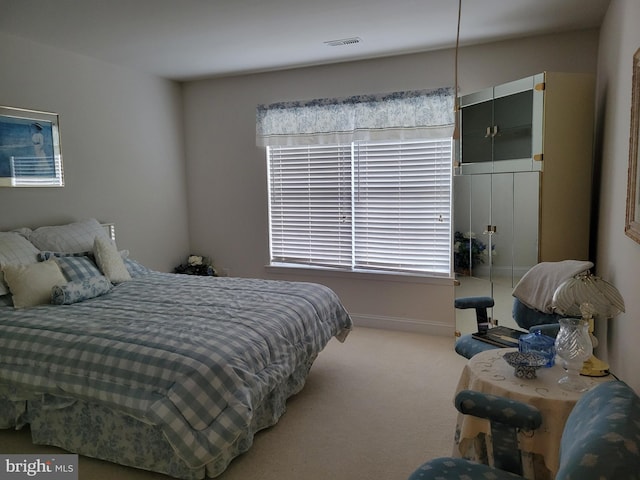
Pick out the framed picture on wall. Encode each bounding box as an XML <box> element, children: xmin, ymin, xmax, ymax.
<box><xmin>626</xmin><ymin>48</ymin><xmax>640</xmax><ymax>243</ymax></box>
<box><xmin>0</xmin><ymin>105</ymin><xmax>64</xmax><ymax>187</ymax></box>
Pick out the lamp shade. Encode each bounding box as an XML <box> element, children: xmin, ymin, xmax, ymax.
<box><xmin>552</xmin><ymin>272</ymin><xmax>625</xmax><ymax>319</ymax></box>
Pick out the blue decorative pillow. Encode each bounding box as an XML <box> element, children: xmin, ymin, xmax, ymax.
<box><xmin>51</xmin><ymin>275</ymin><xmax>112</xmax><ymax>305</ymax></box>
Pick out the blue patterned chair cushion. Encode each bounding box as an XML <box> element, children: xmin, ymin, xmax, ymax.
<box><xmin>455</xmin><ymin>390</ymin><xmax>542</xmax><ymax>431</ymax></box>
<box><xmin>557</xmin><ymin>381</ymin><xmax>640</xmax><ymax>479</ymax></box>
<box><xmin>454</xmin><ymin>296</ymin><xmax>494</xmax><ymax>309</ymax></box>
<box><xmin>51</xmin><ymin>276</ymin><xmax>112</xmax><ymax>305</ymax></box>
<box><xmin>408</xmin><ymin>457</ymin><xmax>523</xmax><ymax>480</ymax></box>
<box><xmin>454</xmin><ymin>333</ymin><xmax>499</xmax><ymax>358</ymax></box>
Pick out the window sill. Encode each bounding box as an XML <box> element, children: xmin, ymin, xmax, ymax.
<box><xmin>264</xmin><ymin>263</ymin><xmax>454</xmax><ymax>286</ymax></box>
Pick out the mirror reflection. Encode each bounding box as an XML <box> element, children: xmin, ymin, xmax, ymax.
<box><xmin>454</xmin><ymin>172</ymin><xmax>539</xmax><ymax>334</ymax></box>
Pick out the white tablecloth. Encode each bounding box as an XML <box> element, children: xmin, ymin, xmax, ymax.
<box><xmin>453</xmin><ymin>348</ymin><xmax>610</xmax><ymax>479</ymax></box>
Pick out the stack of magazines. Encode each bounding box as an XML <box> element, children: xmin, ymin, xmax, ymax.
<box><xmin>472</xmin><ymin>325</ymin><xmax>528</xmax><ymax>348</ymax></box>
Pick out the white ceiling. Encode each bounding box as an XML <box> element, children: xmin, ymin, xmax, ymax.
<box><xmin>0</xmin><ymin>0</ymin><xmax>610</xmax><ymax>81</ymax></box>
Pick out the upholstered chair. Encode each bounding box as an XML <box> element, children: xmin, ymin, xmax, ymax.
<box><xmin>407</xmin><ymin>380</ymin><xmax>640</xmax><ymax>480</ymax></box>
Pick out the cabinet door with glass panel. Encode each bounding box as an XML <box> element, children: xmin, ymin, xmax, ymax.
<box><xmin>457</xmin><ymin>73</ymin><xmax>544</xmax><ymax>175</ymax></box>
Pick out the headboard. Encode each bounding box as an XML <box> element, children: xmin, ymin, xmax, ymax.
<box><xmin>102</xmin><ymin>223</ymin><xmax>116</xmax><ymax>241</ymax></box>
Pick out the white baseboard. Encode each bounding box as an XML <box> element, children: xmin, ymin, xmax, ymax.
<box><xmin>350</xmin><ymin>313</ymin><xmax>454</xmax><ymax>337</ymax></box>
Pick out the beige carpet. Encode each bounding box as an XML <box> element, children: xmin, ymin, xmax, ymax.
<box><xmin>0</xmin><ymin>327</ymin><xmax>468</xmax><ymax>480</ymax></box>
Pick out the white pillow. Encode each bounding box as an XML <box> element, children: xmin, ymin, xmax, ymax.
<box><xmin>29</xmin><ymin>218</ymin><xmax>109</xmax><ymax>253</ymax></box>
<box><xmin>94</xmin><ymin>236</ymin><xmax>131</xmax><ymax>284</ymax></box>
<box><xmin>0</xmin><ymin>232</ymin><xmax>40</xmax><ymax>296</ymax></box>
<box><xmin>2</xmin><ymin>259</ymin><xmax>67</xmax><ymax>308</ymax></box>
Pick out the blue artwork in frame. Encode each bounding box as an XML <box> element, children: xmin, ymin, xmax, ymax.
<box><xmin>0</xmin><ymin>105</ymin><xmax>64</xmax><ymax>187</ymax></box>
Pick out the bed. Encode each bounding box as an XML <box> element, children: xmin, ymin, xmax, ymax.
<box><xmin>0</xmin><ymin>218</ymin><xmax>352</xmax><ymax>479</ymax></box>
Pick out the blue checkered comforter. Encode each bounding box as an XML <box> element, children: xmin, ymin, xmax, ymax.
<box><xmin>0</xmin><ymin>272</ymin><xmax>352</xmax><ymax>469</ymax></box>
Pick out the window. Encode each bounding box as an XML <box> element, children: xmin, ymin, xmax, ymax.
<box><xmin>267</xmin><ymin>138</ymin><xmax>452</xmax><ymax>276</ymax></box>
<box><xmin>258</xmin><ymin>87</ymin><xmax>455</xmax><ymax>276</ymax></box>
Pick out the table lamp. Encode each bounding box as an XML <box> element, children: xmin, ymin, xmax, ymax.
<box><xmin>551</xmin><ymin>271</ymin><xmax>625</xmax><ymax>377</ymax></box>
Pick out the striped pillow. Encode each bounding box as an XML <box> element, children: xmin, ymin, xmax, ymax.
<box><xmin>54</xmin><ymin>256</ymin><xmax>102</xmax><ymax>282</ymax></box>
<box><xmin>28</xmin><ymin>218</ymin><xmax>109</xmax><ymax>253</ymax></box>
<box><xmin>37</xmin><ymin>252</ymin><xmax>102</xmax><ymax>282</ymax></box>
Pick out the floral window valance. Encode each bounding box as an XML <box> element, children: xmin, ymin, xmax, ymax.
<box><xmin>256</xmin><ymin>87</ymin><xmax>455</xmax><ymax>147</ymax></box>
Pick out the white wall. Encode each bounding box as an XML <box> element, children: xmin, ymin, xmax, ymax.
<box><xmin>182</xmin><ymin>29</ymin><xmax>599</xmax><ymax>336</ymax></box>
<box><xmin>593</xmin><ymin>0</ymin><xmax>640</xmax><ymax>392</ymax></box>
<box><xmin>0</xmin><ymin>32</ymin><xmax>190</xmax><ymax>272</ymax></box>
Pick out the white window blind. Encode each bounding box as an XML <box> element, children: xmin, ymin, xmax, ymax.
<box><xmin>267</xmin><ymin>138</ymin><xmax>452</xmax><ymax>276</ymax></box>
<box><xmin>353</xmin><ymin>139</ymin><xmax>452</xmax><ymax>274</ymax></box>
<box><xmin>268</xmin><ymin>144</ymin><xmax>353</xmax><ymax>268</ymax></box>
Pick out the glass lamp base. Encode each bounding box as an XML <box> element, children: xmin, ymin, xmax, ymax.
<box><xmin>555</xmin><ymin>318</ymin><xmax>593</xmax><ymax>393</ymax></box>
<box><xmin>558</xmin><ymin>373</ymin><xmax>590</xmax><ymax>392</ymax></box>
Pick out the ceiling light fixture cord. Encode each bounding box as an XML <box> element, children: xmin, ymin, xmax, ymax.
<box><xmin>453</xmin><ymin>0</ymin><xmax>462</xmax><ymax>141</ymax></box>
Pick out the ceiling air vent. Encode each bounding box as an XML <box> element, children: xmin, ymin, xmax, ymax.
<box><xmin>324</xmin><ymin>37</ymin><xmax>362</xmax><ymax>47</ymax></box>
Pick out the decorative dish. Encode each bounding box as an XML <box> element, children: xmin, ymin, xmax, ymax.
<box><xmin>503</xmin><ymin>351</ymin><xmax>547</xmax><ymax>379</ymax></box>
